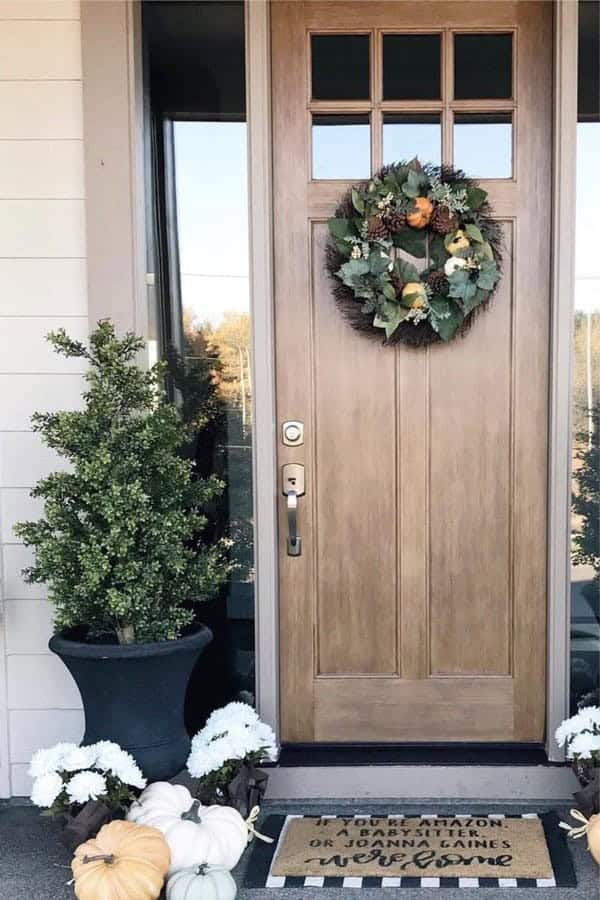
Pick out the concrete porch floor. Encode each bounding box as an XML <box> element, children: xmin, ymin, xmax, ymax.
<box><xmin>0</xmin><ymin>798</ymin><xmax>597</xmax><ymax>900</ymax></box>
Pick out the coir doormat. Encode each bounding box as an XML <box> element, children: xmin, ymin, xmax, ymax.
<box><xmin>244</xmin><ymin>813</ymin><xmax>576</xmax><ymax>889</ymax></box>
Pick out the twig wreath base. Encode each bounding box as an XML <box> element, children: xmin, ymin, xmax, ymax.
<box><xmin>326</xmin><ymin>160</ymin><xmax>503</xmax><ymax>348</ymax></box>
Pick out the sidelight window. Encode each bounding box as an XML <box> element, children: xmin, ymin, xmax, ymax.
<box><xmin>569</xmin><ymin>0</ymin><xmax>600</xmax><ymax>714</ymax></box>
<box><xmin>143</xmin><ymin>1</ymin><xmax>255</xmax><ymax>730</ymax></box>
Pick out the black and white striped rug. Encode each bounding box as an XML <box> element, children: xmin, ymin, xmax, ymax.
<box><xmin>243</xmin><ymin>812</ymin><xmax>576</xmax><ymax>889</ymax></box>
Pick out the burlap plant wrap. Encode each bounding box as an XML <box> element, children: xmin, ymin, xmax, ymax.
<box><xmin>271</xmin><ymin>815</ymin><xmax>555</xmax><ymax>880</ymax></box>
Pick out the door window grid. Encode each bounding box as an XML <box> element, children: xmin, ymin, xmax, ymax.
<box><xmin>308</xmin><ymin>28</ymin><xmax>516</xmax><ymax>180</ymax></box>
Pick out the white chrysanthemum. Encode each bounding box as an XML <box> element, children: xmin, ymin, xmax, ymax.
<box><xmin>187</xmin><ymin>741</ymin><xmax>230</xmax><ymax>779</ymax></box>
<box><xmin>555</xmin><ymin>707</ymin><xmax>600</xmax><ymax>749</ymax></box>
<box><xmin>566</xmin><ymin>732</ymin><xmax>600</xmax><ymax>759</ymax></box>
<box><xmin>187</xmin><ymin>703</ymin><xmax>280</xmax><ymax>778</ymax></box>
<box><xmin>31</xmin><ymin>772</ymin><xmax>64</xmax><ymax>808</ymax></box>
<box><xmin>205</xmin><ymin>702</ymin><xmax>259</xmax><ymax>731</ymax></box>
<box><xmin>577</xmin><ymin>706</ymin><xmax>600</xmax><ymax>731</ymax></box>
<box><xmin>93</xmin><ymin>741</ymin><xmax>123</xmax><ymax>769</ymax></box>
<box><xmin>93</xmin><ymin>741</ymin><xmax>146</xmax><ymax>789</ymax></box>
<box><xmin>61</xmin><ymin>745</ymin><xmax>98</xmax><ymax>772</ymax></box>
<box><xmin>66</xmin><ymin>770</ymin><xmax>107</xmax><ymax>805</ymax></box>
<box><xmin>28</xmin><ymin>742</ymin><xmax>78</xmax><ymax>778</ymax></box>
<box><xmin>254</xmin><ymin>722</ymin><xmax>279</xmax><ymax>761</ymax></box>
<box><xmin>444</xmin><ymin>256</ymin><xmax>467</xmax><ymax>277</ymax></box>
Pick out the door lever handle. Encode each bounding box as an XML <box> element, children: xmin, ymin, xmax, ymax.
<box><xmin>286</xmin><ymin>491</ymin><xmax>301</xmax><ymax>556</ymax></box>
<box><xmin>282</xmin><ymin>463</ymin><xmax>305</xmax><ymax>557</ymax></box>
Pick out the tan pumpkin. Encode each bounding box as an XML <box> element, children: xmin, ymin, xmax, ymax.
<box><xmin>406</xmin><ymin>196</ymin><xmax>433</xmax><ymax>229</ymax></box>
<box><xmin>560</xmin><ymin>809</ymin><xmax>600</xmax><ymax>865</ymax></box>
<box><xmin>72</xmin><ymin>820</ymin><xmax>170</xmax><ymax>900</ymax></box>
<box><xmin>446</xmin><ymin>229</ymin><xmax>470</xmax><ymax>255</ymax></box>
<box><xmin>401</xmin><ymin>282</ymin><xmax>427</xmax><ymax>309</ymax></box>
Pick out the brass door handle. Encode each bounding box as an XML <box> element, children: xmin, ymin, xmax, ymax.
<box><xmin>282</xmin><ymin>463</ymin><xmax>305</xmax><ymax>557</ymax></box>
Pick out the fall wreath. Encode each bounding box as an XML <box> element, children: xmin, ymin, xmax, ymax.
<box><xmin>326</xmin><ymin>159</ymin><xmax>503</xmax><ymax>347</ymax></box>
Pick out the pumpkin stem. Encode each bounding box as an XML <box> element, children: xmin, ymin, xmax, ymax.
<box><xmin>181</xmin><ymin>799</ymin><xmax>202</xmax><ymax>824</ymax></box>
<box><xmin>82</xmin><ymin>854</ymin><xmax>116</xmax><ymax>865</ymax></box>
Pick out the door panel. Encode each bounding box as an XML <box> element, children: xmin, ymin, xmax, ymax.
<box><xmin>273</xmin><ymin>1</ymin><xmax>552</xmax><ymax>743</ymax></box>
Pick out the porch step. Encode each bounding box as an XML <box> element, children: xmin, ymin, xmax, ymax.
<box><xmin>265</xmin><ymin>765</ymin><xmax>579</xmax><ymax>802</ymax></box>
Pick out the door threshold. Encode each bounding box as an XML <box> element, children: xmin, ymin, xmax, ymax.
<box><xmin>266</xmin><ymin>763</ymin><xmax>577</xmax><ymax>802</ymax></box>
<box><xmin>276</xmin><ymin>743</ymin><xmax>553</xmax><ymax>767</ymax></box>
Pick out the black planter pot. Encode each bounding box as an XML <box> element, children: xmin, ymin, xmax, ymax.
<box><xmin>49</xmin><ymin>627</ymin><xmax>212</xmax><ymax>782</ymax></box>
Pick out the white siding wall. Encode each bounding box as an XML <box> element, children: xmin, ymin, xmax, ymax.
<box><xmin>0</xmin><ymin>0</ymin><xmax>87</xmax><ymax>797</ymax></box>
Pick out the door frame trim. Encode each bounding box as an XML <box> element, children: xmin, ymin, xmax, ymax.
<box><xmin>78</xmin><ymin>1</ymin><xmax>578</xmax><ymax>756</ymax></box>
<box><xmin>246</xmin><ymin>0</ymin><xmax>279</xmax><ymax>735</ymax></box>
<box><xmin>546</xmin><ymin>0</ymin><xmax>578</xmax><ymax>762</ymax></box>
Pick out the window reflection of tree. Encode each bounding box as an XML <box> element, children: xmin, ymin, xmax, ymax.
<box><xmin>167</xmin><ymin>311</ymin><xmax>255</xmax><ymax>731</ymax></box>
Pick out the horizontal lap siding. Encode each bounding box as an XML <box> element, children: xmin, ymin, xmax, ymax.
<box><xmin>0</xmin><ymin>1</ymin><xmax>87</xmax><ymax>798</ymax></box>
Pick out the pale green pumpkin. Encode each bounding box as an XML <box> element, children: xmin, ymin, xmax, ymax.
<box><xmin>166</xmin><ymin>864</ymin><xmax>237</xmax><ymax>900</ymax></box>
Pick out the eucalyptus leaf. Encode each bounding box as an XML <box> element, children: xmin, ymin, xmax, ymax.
<box><xmin>393</xmin><ymin>227</ymin><xmax>427</xmax><ymax>258</ymax></box>
<box><xmin>369</xmin><ymin>251</ymin><xmax>392</xmax><ymax>275</ymax></box>
<box><xmin>429</xmin><ymin>234</ymin><xmax>448</xmax><ymax>269</ymax></box>
<box><xmin>351</xmin><ymin>189</ymin><xmax>365</xmax><ymax>214</ymax></box>
<box><xmin>466</xmin><ymin>185</ymin><xmax>488</xmax><ymax>210</ymax></box>
<box><xmin>429</xmin><ymin>296</ymin><xmax>452</xmax><ymax>319</ymax></box>
<box><xmin>478</xmin><ymin>241</ymin><xmax>494</xmax><ymax>261</ymax></box>
<box><xmin>463</xmin><ymin>286</ymin><xmax>489</xmax><ymax>315</ymax></box>
<box><xmin>464</xmin><ymin>223</ymin><xmax>484</xmax><ymax>244</ymax></box>
<box><xmin>447</xmin><ymin>269</ymin><xmax>470</xmax><ymax>299</ymax></box>
<box><xmin>335</xmin><ymin>239</ymin><xmax>351</xmax><ymax>256</ymax></box>
<box><xmin>396</xmin><ymin>259</ymin><xmax>421</xmax><ymax>283</ymax></box>
<box><xmin>373</xmin><ymin>301</ymin><xmax>410</xmax><ymax>338</ymax></box>
<box><xmin>430</xmin><ymin>300</ymin><xmax>464</xmax><ymax>341</ymax></box>
<box><xmin>382</xmin><ymin>282</ymin><xmax>397</xmax><ymax>301</ymax></box>
<box><xmin>477</xmin><ymin>260</ymin><xmax>500</xmax><ymax>292</ymax></box>
<box><xmin>328</xmin><ymin>217</ymin><xmax>351</xmax><ymax>239</ymax></box>
<box><xmin>462</xmin><ymin>280</ymin><xmax>478</xmax><ymax>309</ymax></box>
<box><xmin>402</xmin><ymin>182</ymin><xmax>419</xmax><ymax>199</ymax></box>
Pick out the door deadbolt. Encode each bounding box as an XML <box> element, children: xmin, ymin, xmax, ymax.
<box><xmin>282</xmin><ymin>420</ymin><xmax>304</xmax><ymax>447</ymax></box>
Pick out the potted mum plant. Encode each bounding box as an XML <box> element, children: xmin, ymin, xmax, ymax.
<box><xmin>16</xmin><ymin>322</ymin><xmax>229</xmax><ymax>780</ymax></box>
<box><xmin>187</xmin><ymin>701</ymin><xmax>278</xmax><ymax>817</ymax></box>
<box><xmin>555</xmin><ymin>705</ymin><xmax>600</xmax><ymax>815</ymax></box>
<box><xmin>29</xmin><ymin>740</ymin><xmax>146</xmax><ymax>850</ymax></box>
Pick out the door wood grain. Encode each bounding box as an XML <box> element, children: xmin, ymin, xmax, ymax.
<box><xmin>273</xmin><ymin>1</ymin><xmax>552</xmax><ymax>743</ymax></box>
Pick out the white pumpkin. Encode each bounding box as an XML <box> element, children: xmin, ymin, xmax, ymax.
<box><xmin>128</xmin><ymin>782</ymin><xmax>248</xmax><ymax>874</ymax></box>
<box><xmin>167</xmin><ymin>864</ymin><xmax>237</xmax><ymax>900</ymax></box>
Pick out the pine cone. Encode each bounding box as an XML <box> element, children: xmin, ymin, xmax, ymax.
<box><xmin>427</xmin><ymin>269</ymin><xmax>449</xmax><ymax>296</ymax></box>
<box><xmin>385</xmin><ymin>210</ymin><xmax>407</xmax><ymax>234</ymax></box>
<box><xmin>430</xmin><ymin>204</ymin><xmax>458</xmax><ymax>235</ymax></box>
<box><xmin>366</xmin><ymin>215</ymin><xmax>389</xmax><ymax>240</ymax></box>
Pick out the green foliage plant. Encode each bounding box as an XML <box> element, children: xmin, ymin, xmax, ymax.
<box><xmin>15</xmin><ymin>321</ymin><xmax>229</xmax><ymax>645</ymax></box>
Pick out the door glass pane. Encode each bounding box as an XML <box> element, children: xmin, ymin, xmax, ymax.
<box><xmin>570</xmin><ymin>0</ymin><xmax>600</xmax><ymax>715</ymax></box>
<box><xmin>311</xmin><ymin>34</ymin><xmax>370</xmax><ymax>100</ymax></box>
<box><xmin>383</xmin><ymin>33</ymin><xmax>441</xmax><ymax>100</ymax></box>
<box><xmin>454</xmin><ymin>33</ymin><xmax>513</xmax><ymax>99</ymax></box>
<box><xmin>312</xmin><ymin>114</ymin><xmax>370</xmax><ymax>180</ymax></box>
<box><xmin>383</xmin><ymin>114</ymin><xmax>441</xmax><ymax>166</ymax></box>
<box><xmin>454</xmin><ymin>113</ymin><xmax>512</xmax><ymax>179</ymax></box>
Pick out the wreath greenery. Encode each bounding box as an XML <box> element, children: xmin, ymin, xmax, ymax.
<box><xmin>326</xmin><ymin>158</ymin><xmax>503</xmax><ymax>347</ymax></box>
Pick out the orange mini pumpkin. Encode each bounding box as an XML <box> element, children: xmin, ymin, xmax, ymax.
<box><xmin>406</xmin><ymin>196</ymin><xmax>433</xmax><ymax>229</ymax></box>
<box><xmin>72</xmin><ymin>820</ymin><xmax>170</xmax><ymax>900</ymax></box>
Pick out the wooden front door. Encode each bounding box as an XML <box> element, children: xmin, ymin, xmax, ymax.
<box><xmin>273</xmin><ymin>1</ymin><xmax>552</xmax><ymax>743</ymax></box>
